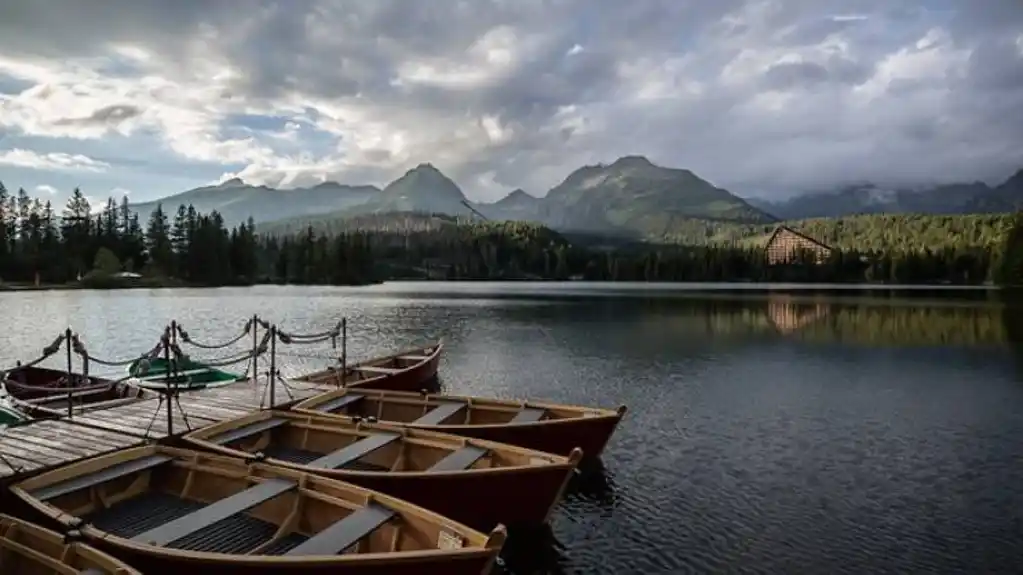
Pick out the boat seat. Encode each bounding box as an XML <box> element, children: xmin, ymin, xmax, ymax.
<box><xmin>26</xmin><ymin>386</ymin><xmax>111</xmax><ymax>402</ymax></box>
<box><xmin>285</xmin><ymin>503</ymin><xmax>396</xmax><ymax>556</ymax></box>
<box><xmin>32</xmin><ymin>454</ymin><xmax>174</xmax><ymax>502</ymax></box>
<box><xmin>428</xmin><ymin>446</ymin><xmax>488</xmax><ymax>472</ymax></box>
<box><xmin>132</xmin><ymin>478</ymin><xmax>295</xmax><ymax>546</ymax></box>
<box><xmin>398</xmin><ymin>355</ymin><xmax>429</xmax><ymax>361</ymax></box>
<box><xmin>314</xmin><ymin>393</ymin><xmax>365</xmax><ymax>414</ymax></box>
<box><xmin>412</xmin><ymin>402</ymin><xmax>466</xmax><ymax>425</ymax></box>
<box><xmin>355</xmin><ymin>365</ymin><xmax>402</xmax><ymax>375</ymax></box>
<box><xmin>136</xmin><ymin>368</ymin><xmax>212</xmax><ymax>381</ymax></box>
<box><xmin>208</xmin><ymin>417</ymin><xmax>288</xmax><ymax>446</ymax></box>
<box><xmin>306</xmin><ymin>433</ymin><xmax>401</xmax><ymax>470</ymax></box>
<box><xmin>510</xmin><ymin>408</ymin><xmax>546</xmax><ymax>424</ymax></box>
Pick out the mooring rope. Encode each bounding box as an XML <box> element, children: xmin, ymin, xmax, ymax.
<box><xmin>170</xmin><ymin>329</ymin><xmax>272</xmax><ymax>368</ymax></box>
<box><xmin>277</xmin><ymin>321</ymin><xmax>343</xmax><ymax>345</ymax></box>
<box><xmin>175</xmin><ymin>318</ymin><xmax>254</xmax><ymax>350</ymax></box>
<box><xmin>0</xmin><ymin>334</ymin><xmax>66</xmax><ymax>377</ymax></box>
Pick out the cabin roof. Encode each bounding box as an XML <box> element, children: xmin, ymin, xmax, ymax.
<box><xmin>765</xmin><ymin>225</ymin><xmax>833</xmax><ymax>252</ymax></box>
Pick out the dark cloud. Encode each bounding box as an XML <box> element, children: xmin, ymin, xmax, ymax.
<box><xmin>0</xmin><ymin>0</ymin><xmax>1020</xmax><ymax>200</ymax></box>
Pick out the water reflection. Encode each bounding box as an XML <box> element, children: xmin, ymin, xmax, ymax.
<box><xmin>497</xmin><ymin>524</ymin><xmax>571</xmax><ymax>575</ymax></box>
<box><xmin>563</xmin><ymin>460</ymin><xmax>620</xmax><ymax>510</ymax></box>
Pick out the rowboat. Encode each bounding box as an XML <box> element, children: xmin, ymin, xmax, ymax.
<box><xmin>11</xmin><ymin>445</ymin><xmax>506</xmax><ymax>574</ymax></box>
<box><xmin>295</xmin><ymin>342</ymin><xmax>443</xmax><ymax>393</ymax></box>
<box><xmin>0</xmin><ymin>402</ymin><xmax>26</xmax><ymax>426</ymax></box>
<box><xmin>2</xmin><ymin>366</ymin><xmax>156</xmax><ymax>418</ymax></box>
<box><xmin>293</xmin><ymin>389</ymin><xmax>626</xmax><ymax>461</ymax></box>
<box><xmin>0</xmin><ymin>513</ymin><xmax>142</xmax><ymax>574</ymax></box>
<box><xmin>183</xmin><ymin>410</ymin><xmax>582</xmax><ymax>531</ymax></box>
<box><xmin>127</xmin><ymin>357</ymin><xmax>243</xmax><ymax>390</ymax></box>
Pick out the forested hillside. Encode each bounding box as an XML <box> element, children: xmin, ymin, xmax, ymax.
<box><xmin>1</xmin><ymin>180</ymin><xmax>1019</xmax><ymax>288</ymax></box>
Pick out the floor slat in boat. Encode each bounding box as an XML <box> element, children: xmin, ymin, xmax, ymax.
<box><xmin>86</xmin><ymin>492</ymin><xmax>308</xmax><ymax>555</ymax></box>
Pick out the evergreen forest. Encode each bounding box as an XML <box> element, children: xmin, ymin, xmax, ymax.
<box><xmin>1</xmin><ymin>182</ymin><xmax>1022</xmax><ymax>288</ymax></box>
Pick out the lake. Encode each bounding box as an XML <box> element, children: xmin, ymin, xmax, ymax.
<box><xmin>2</xmin><ymin>282</ymin><xmax>1023</xmax><ymax>574</ymax></box>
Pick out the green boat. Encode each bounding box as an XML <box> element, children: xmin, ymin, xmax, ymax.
<box><xmin>0</xmin><ymin>403</ymin><xmax>27</xmax><ymax>426</ymax></box>
<box><xmin>127</xmin><ymin>356</ymin><xmax>243</xmax><ymax>390</ymax></box>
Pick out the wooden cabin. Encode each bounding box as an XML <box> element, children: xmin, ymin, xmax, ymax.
<box><xmin>764</xmin><ymin>226</ymin><xmax>833</xmax><ymax>265</ymax></box>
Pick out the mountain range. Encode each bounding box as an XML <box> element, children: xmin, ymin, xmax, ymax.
<box><xmin>131</xmin><ymin>157</ymin><xmax>1023</xmax><ymax>240</ymax></box>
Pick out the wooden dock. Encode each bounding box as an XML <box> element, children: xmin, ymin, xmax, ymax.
<box><xmin>0</xmin><ymin>375</ymin><xmax>345</xmax><ymax>481</ymax></box>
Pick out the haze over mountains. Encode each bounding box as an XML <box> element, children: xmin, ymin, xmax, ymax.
<box><xmin>131</xmin><ymin>156</ymin><xmax>1023</xmax><ymax>240</ymax></box>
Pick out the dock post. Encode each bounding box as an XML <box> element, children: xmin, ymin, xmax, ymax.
<box><xmin>251</xmin><ymin>314</ymin><xmax>259</xmax><ymax>382</ymax></box>
<box><xmin>340</xmin><ymin>318</ymin><xmax>347</xmax><ymax>388</ymax></box>
<box><xmin>164</xmin><ymin>327</ymin><xmax>173</xmax><ymax>436</ymax></box>
<box><xmin>65</xmin><ymin>327</ymin><xmax>73</xmax><ymax>419</ymax></box>
<box><xmin>268</xmin><ymin>324</ymin><xmax>277</xmax><ymax>409</ymax></box>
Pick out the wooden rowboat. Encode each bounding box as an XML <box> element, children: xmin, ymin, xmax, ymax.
<box><xmin>183</xmin><ymin>410</ymin><xmax>582</xmax><ymax>531</ymax></box>
<box><xmin>11</xmin><ymin>445</ymin><xmax>505</xmax><ymax>575</ymax></box>
<box><xmin>0</xmin><ymin>513</ymin><xmax>142</xmax><ymax>574</ymax></box>
<box><xmin>2</xmin><ymin>366</ymin><xmax>156</xmax><ymax>418</ymax></box>
<box><xmin>127</xmin><ymin>357</ymin><xmax>243</xmax><ymax>391</ymax></box>
<box><xmin>0</xmin><ymin>402</ymin><xmax>27</xmax><ymax>426</ymax></box>
<box><xmin>293</xmin><ymin>389</ymin><xmax>626</xmax><ymax>461</ymax></box>
<box><xmin>295</xmin><ymin>342</ymin><xmax>443</xmax><ymax>393</ymax></box>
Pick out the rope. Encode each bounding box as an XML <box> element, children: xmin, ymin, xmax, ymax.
<box><xmin>273</xmin><ymin>349</ymin><xmax>341</xmax><ymax>361</ymax></box>
<box><xmin>1</xmin><ymin>334</ymin><xmax>65</xmax><ymax>375</ymax></box>
<box><xmin>277</xmin><ymin>321</ymin><xmax>343</xmax><ymax>345</ymax></box>
<box><xmin>175</xmin><ymin>319</ymin><xmax>253</xmax><ymax>350</ymax></box>
<box><xmin>171</xmin><ymin>330</ymin><xmax>271</xmax><ymax>368</ymax></box>
<box><xmin>71</xmin><ymin>334</ymin><xmax>164</xmax><ymax>368</ymax></box>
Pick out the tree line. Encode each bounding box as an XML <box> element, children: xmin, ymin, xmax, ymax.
<box><xmin>1</xmin><ymin>181</ymin><xmax>1021</xmax><ymax>287</ymax></box>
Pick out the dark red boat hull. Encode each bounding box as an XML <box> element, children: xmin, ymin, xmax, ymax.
<box><xmin>315</xmin><ymin>463</ymin><xmax>574</xmax><ymax>532</ymax></box>
<box><xmin>435</xmin><ymin>413</ymin><xmax>624</xmax><ymax>462</ymax></box>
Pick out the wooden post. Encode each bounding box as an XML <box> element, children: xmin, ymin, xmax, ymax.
<box><xmin>268</xmin><ymin>325</ymin><xmax>277</xmax><ymax>409</ymax></box>
<box><xmin>65</xmin><ymin>328</ymin><xmax>74</xmax><ymax>419</ymax></box>
<box><xmin>164</xmin><ymin>328</ymin><xmax>173</xmax><ymax>436</ymax></box>
<box><xmin>340</xmin><ymin>318</ymin><xmax>347</xmax><ymax>388</ymax></box>
<box><xmin>251</xmin><ymin>314</ymin><xmax>259</xmax><ymax>382</ymax></box>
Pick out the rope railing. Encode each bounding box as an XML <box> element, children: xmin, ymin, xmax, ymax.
<box><xmin>170</xmin><ymin>329</ymin><xmax>272</xmax><ymax>369</ymax></box>
<box><xmin>276</xmin><ymin>320</ymin><xmax>343</xmax><ymax>345</ymax></box>
<box><xmin>175</xmin><ymin>318</ymin><xmax>254</xmax><ymax>350</ymax></box>
<box><xmin>70</xmin><ymin>333</ymin><xmax>164</xmax><ymax>370</ymax></box>
<box><xmin>0</xmin><ymin>334</ymin><xmax>65</xmax><ymax>376</ymax></box>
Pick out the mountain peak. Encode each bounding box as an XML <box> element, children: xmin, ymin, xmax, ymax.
<box><xmin>218</xmin><ymin>177</ymin><xmax>246</xmax><ymax>188</ymax></box>
<box><xmin>610</xmin><ymin>155</ymin><xmax>654</xmax><ymax>169</ymax></box>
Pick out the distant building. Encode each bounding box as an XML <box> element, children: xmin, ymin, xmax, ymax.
<box><xmin>764</xmin><ymin>226</ymin><xmax>833</xmax><ymax>265</ymax></box>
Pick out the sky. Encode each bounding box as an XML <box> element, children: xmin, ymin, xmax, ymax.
<box><xmin>0</xmin><ymin>0</ymin><xmax>1021</xmax><ymax>206</ymax></box>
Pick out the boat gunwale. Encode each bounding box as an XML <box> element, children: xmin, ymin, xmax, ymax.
<box><xmin>295</xmin><ymin>341</ymin><xmax>443</xmax><ymax>384</ymax></box>
<box><xmin>293</xmin><ymin>387</ymin><xmax>628</xmax><ymax>431</ymax></box>
<box><xmin>182</xmin><ymin>410</ymin><xmax>583</xmax><ymax>478</ymax></box>
<box><xmin>0</xmin><ymin>512</ymin><xmax>144</xmax><ymax>574</ymax></box>
<box><xmin>9</xmin><ymin>444</ymin><xmax>506</xmax><ymax>566</ymax></box>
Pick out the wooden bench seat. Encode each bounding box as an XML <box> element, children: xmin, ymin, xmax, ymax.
<box><xmin>427</xmin><ymin>446</ymin><xmax>488</xmax><ymax>472</ymax></box>
<box><xmin>33</xmin><ymin>454</ymin><xmax>174</xmax><ymax>502</ymax></box>
<box><xmin>208</xmin><ymin>418</ymin><xmax>288</xmax><ymax>446</ymax></box>
<box><xmin>306</xmin><ymin>433</ymin><xmax>401</xmax><ymax>470</ymax></box>
<box><xmin>509</xmin><ymin>408</ymin><xmax>546</xmax><ymax>424</ymax></box>
<box><xmin>398</xmin><ymin>355</ymin><xmax>429</xmax><ymax>361</ymax></box>
<box><xmin>285</xmin><ymin>503</ymin><xmax>395</xmax><ymax>556</ymax></box>
<box><xmin>412</xmin><ymin>402</ymin><xmax>466</xmax><ymax>425</ymax></box>
<box><xmin>314</xmin><ymin>394</ymin><xmax>365</xmax><ymax>414</ymax></box>
<box><xmin>354</xmin><ymin>365</ymin><xmax>402</xmax><ymax>375</ymax></box>
<box><xmin>132</xmin><ymin>478</ymin><xmax>295</xmax><ymax>546</ymax></box>
<box><xmin>136</xmin><ymin>368</ymin><xmax>214</xmax><ymax>381</ymax></box>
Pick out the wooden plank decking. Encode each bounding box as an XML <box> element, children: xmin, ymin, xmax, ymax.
<box><xmin>0</xmin><ymin>419</ymin><xmax>145</xmax><ymax>480</ymax></box>
<box><xmin>0</xmin><ymin>376</ymin><xmax>344</xmax><ymax>479</ymax></box>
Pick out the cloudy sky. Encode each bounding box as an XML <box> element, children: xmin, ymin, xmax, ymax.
<box><xmin>0</xmin><ymin>0</ymin><xmax>1021</xmax><ymax>205</ymax></box>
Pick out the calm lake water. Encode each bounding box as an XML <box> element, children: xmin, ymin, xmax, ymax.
<box><xmin>2</xmin><ymin>282</ymin><xmax>1023</xmax><ymax>574</ymax></box>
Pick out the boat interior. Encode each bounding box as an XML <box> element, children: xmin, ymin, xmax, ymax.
<box><xmin>305</xmin><ymin>390</ymin><xmax>602</xmax><ymax>427</ymax></box>
<box><xmin>14</xmin><ymin>447</ymin><xmax>484</xmax><ymax>558</ymax></box>
<box><xmin>0</xmin><ymin>513</ymin><xmax>136</xmax><ymax>574</ymax></box>
<box><xmin>4</xmin><ymin>367</ymin><xmax>149</xmax><ymax>412</ymax></box>
<box><xmin>302</xmin><ymin>346</ymin><xmax>438</xmax><ymax>384</ymax></box>
<box><xmin>194</xmin><ymin>413</ymin><xmax>561</xmax><ymax>474</ymax></box>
